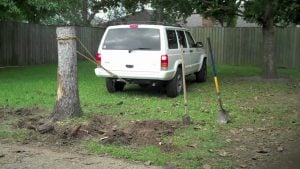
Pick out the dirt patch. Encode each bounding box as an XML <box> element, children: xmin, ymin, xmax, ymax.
<box><xmin>1</xmin><ymin>106</ymin><xmax>41</xmax><ymax>116</ymax></box>
<box><xmin>102</xmin><ymin>120</ymin><xmax>181</xmax><ymax>152</ymax></box>
<box><xmin>0</xmin><ymin>142</ymin><xmax>163</xmax><ymax>169</ymax></box>
<box><xmin>11</xmin><ymin>108</ymin><xmax>181</xmax><ymax>152</ymax></box>
<box><xmin>3</xmin><ymin>105</ymin><xmax>299</xmax><ymax>168</ymax></box>
<box><xmin>62</xmin><ymin>118</ymin><xmax>181</xmax><ymax>152</ymax></box>
<box><xmin>0</xmin><ymin>107</ymin><xmax>46</xmax><ymax>129</ymax></box>
<box><xmin>220</xmin><ymin>126</ymin><xmax>300</xmax><ymax>169</ymax></box>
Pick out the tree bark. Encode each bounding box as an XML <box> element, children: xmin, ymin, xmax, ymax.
<box><xmin>261</xmin><ymin>0</ymin><xmax>278</xmax><ymax>78</ymax></box>
<box><xmin>50</xmin><ymin>27</ymin><xmax>81</xmax><ymax>121</ymax></box>
<box><xmin>262</xmin><ymin>24</ymin><xmax>277</xmax><ymax>78</ymax></box>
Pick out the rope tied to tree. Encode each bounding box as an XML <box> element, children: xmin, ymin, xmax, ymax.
<box><xmin>56</xmin><ymin>36</ymin><xmax>77</xmax><ymax>41</ymax></box>
<box><xmin>56</xmin><ymin>36</ymin><xmax>125</xmax><ymax>82</ymax></box>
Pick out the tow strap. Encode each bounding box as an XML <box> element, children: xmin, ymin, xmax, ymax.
<box><xmin>57</xmin><ymin>36</ymin><xmax>127</xmax><ymax>83</ymax></box>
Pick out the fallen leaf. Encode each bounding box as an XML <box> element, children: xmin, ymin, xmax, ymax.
<box><xmin>230</xmin><ymin>128</ymin><xmax>239</xmax><ymax>134</ymax></box>
<box><xmin>193</xmin><ymin>125</ymin><xmax>202</xmax><ymax>130</ymax></box>
<box><xmin>225</xmin><ymin>139</ymin><xmax>232</xmax><ymax>143</ymax></box>
<box><xmin>187</xmin><ymin>143</ymin><xmax>197</xmax><ymax>148</ymax></box>
<box><xmin>236</xmin><ymin>145</ymin><xmax>247</xmax><ymax>151</ymax></box>
<box><xmin>144</xmin><ymin>161</ymin><xmax>152</xmax><ymax>166</ymax></box>
<box><xmin>277</xmin><ymin>146</ymin><xmax>284</xmax><ymax>152</ymax></box>
<box><xmin>258</xmin><ymin>127</ymin><xmax>266</xmax><ymax>131</ymax></box>
<box><xmin>252</xmin><ymin>156</ymin><xmax>257</xmax><ymax>160</ymax></box>
<box><xmin>246</xmin><ymin>128</ymin><xmax>254</xmax><ymax>132</ymax></box>
<box><xmin>203</xmin><ymin>164</ymin><xmax>212</xmax><ymax>169</ymax></box>
<box><xmin>100</xmin><ymin>136</ymin><xmax>109</xmax><ymax>141</ymax></box>
<box><xmin>256</xmin><ymin>148</ymin><xmax>269</xmax><ymax>154</ymax></box>
<box><xmin>239</xmin><ymin>164</ymin><xmax>247</xmax><ymax>168</ymax></box>
<box><xmin>218</xmin><ymin>149</ymin><xmax>228</xmax><ymax>157</ymax></box>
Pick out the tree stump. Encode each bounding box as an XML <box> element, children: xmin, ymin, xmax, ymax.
<box><xmin>50</xmin><ymin>27</ymin><xmax>81</xmax><ymax>121</ymax></box>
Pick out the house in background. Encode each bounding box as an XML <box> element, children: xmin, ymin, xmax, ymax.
<box><xmin>184</xmin><ymin>13</ymin><xmax>258</xmax><ymax>27</ymax></box>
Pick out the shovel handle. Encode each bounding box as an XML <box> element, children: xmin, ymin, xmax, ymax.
<box><xmin>207</xmin><ymin>37</ymin><xmax>218</xmax><ymax>76</ymax></box>
<box><xmin>214</xmin><ymin>76</ymin><xmax>220</xmax><ymax>94</ymax></box>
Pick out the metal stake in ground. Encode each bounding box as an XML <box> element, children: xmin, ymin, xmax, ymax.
<box><xmin>180</xmin><ymin>45</ymin><xmax>191</xmax><ymax>125</ymax></box>
<box><xmin>207</xmin><ymin>37</ymin><xmax>229</xmax><ymax>124</ymax></box>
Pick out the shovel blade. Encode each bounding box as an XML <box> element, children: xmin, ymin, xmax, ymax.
<box><xmin>182</xmin><ymin>115</ymin><xmax>192</xmax><ymax>125</ymax></box>
<box><xmin>217</xmin><ymin>110</ymin><xmax>229</xmax><ymax>124</ymax></box>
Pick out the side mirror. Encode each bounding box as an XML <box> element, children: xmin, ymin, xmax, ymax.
<box><xmin>195</xmin><ymin>42</ymin><xmax>203</xmax><ymax>48</ymax></box>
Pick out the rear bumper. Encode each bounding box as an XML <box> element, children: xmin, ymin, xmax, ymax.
<box><xmin>94</xmin><ymin>67</ymin><xmax>175</xmax><ymax>81</ymax></box>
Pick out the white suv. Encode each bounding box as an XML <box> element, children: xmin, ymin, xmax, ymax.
<box><xmin>95</xmin><ymin>24</ymin><xmax>207</xmax><ymax>97</ymax></box>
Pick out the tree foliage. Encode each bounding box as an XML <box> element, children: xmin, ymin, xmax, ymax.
<box><xmin>243</xmin><ymin>0</ymin><xmax>300</xmax><ymax>27</ymax></box>
<box><xmin>0</xmin><ymin>0</ymin><xmax>61</xmax><ymax>23</ymax></box>
<box><xmin>194</xmin><ymin>0</ymin><xmax>239</xmax><ymax>27</ymax></box>
<box><xmin>241</xmin><ymin>0</ymin><xmax>299</xmax><ymax>78</ymax></box>
<box><xmin>0</xmin><ymin>0</ymin><xmax>21</xmax><ymax>20</ymax></box>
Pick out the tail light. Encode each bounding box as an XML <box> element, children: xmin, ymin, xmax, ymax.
<box><xmin>130</xmin><ymin>24</ymin><xmax>138</xmax><ymax>29</ymax></box>
<box><xmin>96</xmin><ymin>53</ymin><xmax>101</xmax><ymax>65</ymax></box>
<box><xmin>161</xmin><ymin>55</ymin><xmax>168</xmax><ymax>70</ymax></box>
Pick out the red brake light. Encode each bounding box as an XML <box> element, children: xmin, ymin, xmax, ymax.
<box><xmin>96</xmin><ymin>53</ymin><xmax>101</xmax><ymax>65</ymax></box>
<box><xmin>161</xmin><ymin>55</ymin><xmax>168</xmax><ymax>70</ymax></box>
<box><xmin>130</xmin><ymin>24</ymin><xmax>138</xmax><ymax>29</ymax></box>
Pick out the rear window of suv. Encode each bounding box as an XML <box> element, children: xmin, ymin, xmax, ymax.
<box><xmin>102</xmin><ymin>28</ymin><xmax>161</xmax><ymax>50</ymax></box>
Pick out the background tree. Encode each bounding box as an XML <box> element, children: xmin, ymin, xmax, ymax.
<box><xmin>243</xmin><ymin>0</ymin><xmax>300</xmax><ymax>78</ymax></box>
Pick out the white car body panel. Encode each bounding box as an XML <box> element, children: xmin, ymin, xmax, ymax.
<box><xmin>95</xmin><ymin>24</ymin><xmax>206</xmax><ymax>81</ymax></box>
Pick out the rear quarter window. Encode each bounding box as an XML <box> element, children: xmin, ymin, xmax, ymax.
<box><xmin>102</xmin><ymin>28</ymin><xmax>160</xmax><ymax>50</ymax></box>
<box><xmin>177</xmin><ymin>30</ymin><xmax>187</xmax><ymax>48</ymax></box>
<box><xmin>166</xmin><ymin>30</ymin><xmax>178</xmax><ymax>49</ymax></box>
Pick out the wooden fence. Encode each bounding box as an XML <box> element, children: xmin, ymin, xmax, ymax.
<box><xmin>190</xmin><ymin>27</ymin><xmax>300</xmax><ymax>68</ymax></box>
<box><xmin>0</xmin><ymin>21</ymin><xmax>105</xmax><ymax>66</ymax></box>
<box><xmin>0</xmin><ymin>21</ymin><xmax>299</xmax><ymax>68</ymax></box>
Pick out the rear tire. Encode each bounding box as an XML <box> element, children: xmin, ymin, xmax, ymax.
<box><xmin>166</xmin><ymin>68</ymin><xmax>183</xmax><ymax>98</ymax></box>
<box><xmin>106</xmin><ymin>78</ymin><xmax>125</xmax><ymax>93</ymax></box>
<box><xmin>195</xmin><ymin>59</ymin><xmax>207</xmax><ymax>82</ymax></box>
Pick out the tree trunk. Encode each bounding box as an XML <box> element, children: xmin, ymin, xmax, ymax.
<box><xmin>50</xmin><ymin>27</ymin><xmax>81</xmax><ymax>122</ymax></box>
<box><xmin>262</xmin><ymin>23</ymin><xmax>277</xmax><ymax>78</ymax></box>
<box><xmin>260</xmin><ymin>0</ymin><xmax>278</xmax><ymax>78</ymax></box>
<box><xmin>82</xmin><ymin>0</ymin><xmax>88</xmax><ymax>25</ymax></box>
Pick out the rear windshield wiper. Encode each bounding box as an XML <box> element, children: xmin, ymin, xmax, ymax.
<box><xmin>128</xmin><ymin>48</ymin><xmax>152</xmax><ymax>53</ymax></box>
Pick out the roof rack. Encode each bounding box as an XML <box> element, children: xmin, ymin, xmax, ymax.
<box><xmin>108</xmin><ymin>21</ymin><xmax>182</xmax><ymax>27</ymax></box>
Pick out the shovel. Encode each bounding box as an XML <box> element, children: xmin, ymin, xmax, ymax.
<box><xmin>180</xmin><ymin>45</ymin><xmax>191</xmax><ymax>125</ymax></box>
<box><xmin>207</xmin><ymin>37</ymin><xmax>229</xmax><ymax>124</ymax></box>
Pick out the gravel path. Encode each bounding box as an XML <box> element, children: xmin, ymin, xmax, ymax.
<box><xmin>0</xmin><ymin>142</ymin><xmax>163</xmax><ymax>169</ymax></box>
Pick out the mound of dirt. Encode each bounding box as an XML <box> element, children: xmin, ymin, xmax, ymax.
<box><xmin>61</xmin><ymin>117</ymin><xmax>181</xmax><ymax>152</ymax></box>
<box><xmin>7</xmin><ymin>107</ymin><xmax>182</xmax><ymax>152</ymax></box>
<box><xmin>104</xmin><ymin>120</ymin><xmax>179</xmax><ymax>144</ymax></box>
<box><xmin>12</xmin><ymin>107</ymin><xmax>47</xmax><ymax>131</ymax></box>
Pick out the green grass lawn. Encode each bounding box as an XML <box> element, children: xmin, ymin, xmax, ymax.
<box><xmin>0</xmin><ymin>61</ymin><xmax>299</xmax><ymax>168</ymax></box>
